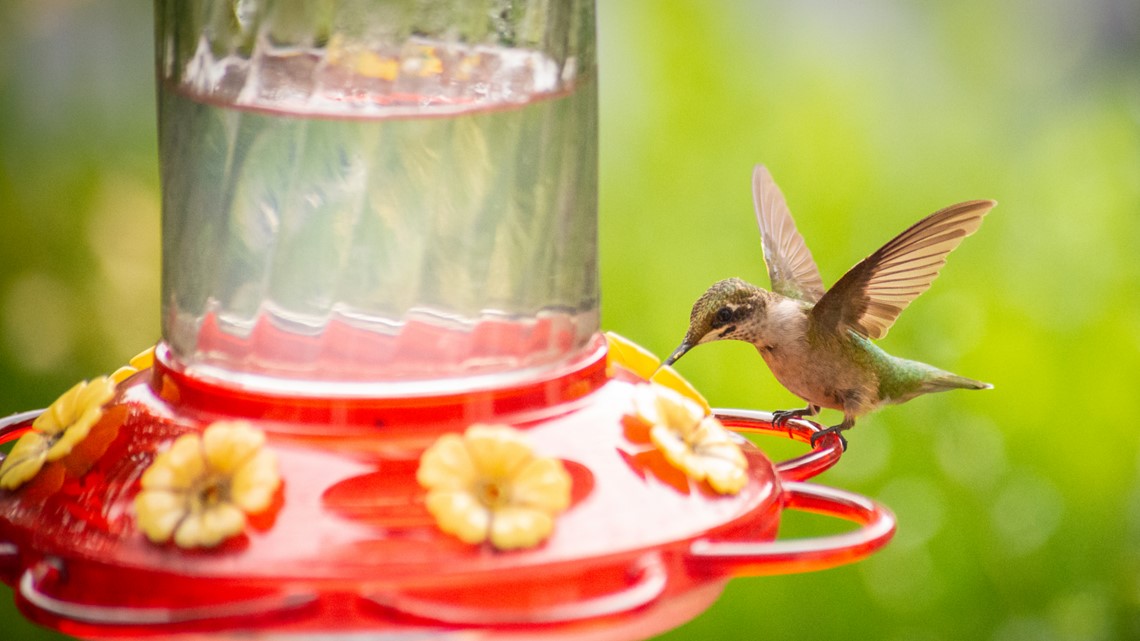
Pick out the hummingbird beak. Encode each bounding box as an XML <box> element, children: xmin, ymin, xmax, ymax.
<box><xmin>661</xmin><ymin>342</ymin><xmax>692</xmax><ymax>368</ymax></box>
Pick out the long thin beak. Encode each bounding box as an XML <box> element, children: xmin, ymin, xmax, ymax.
<box><xmin>661</xmin><ymin>342</ymin><xmax>692</xmax><ymax>368</ymax></box>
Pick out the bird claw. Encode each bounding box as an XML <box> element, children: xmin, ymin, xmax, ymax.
<box><xmin>771</xmin><ymin>409</ymin><xmax>803</xmax><ymax>438</ymax></box>
<box><xmin>773</xmin><ymin>407</ymin><xmax>823</xmax><ymax>442</ymax></box>
<box><xmin>771</xmin><ymin>408</ymin><xmax>809</xmax><ymax>428</ymax></box>
<box><xmin>771</xmin><ymin>409</ymin><xmax>795</xmax><ymax>428</ymax></box>
<box><xmin>809</xmin><ymin>425</ymin><xmax>849</xmax><ymax>451</ymax></box>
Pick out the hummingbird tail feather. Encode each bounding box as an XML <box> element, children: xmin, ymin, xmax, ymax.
<box><xmin>922</xmin><ymin>372</ymin><xmax>993</xmax><ymax>393</ymax></box>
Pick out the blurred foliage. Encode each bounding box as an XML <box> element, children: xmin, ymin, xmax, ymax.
<box><xmin>1</xmin><ymin>1</ymin><xmax>1139</xmax><ymax>640</ymax></box>
<box><xmin>599</xmin><ymin>2</ymin><xmax>1140</xmax><ymax>641</ymax></box>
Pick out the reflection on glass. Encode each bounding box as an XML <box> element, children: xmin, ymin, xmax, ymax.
<box><xmin>155</xmin><ymin>1</ymin><xmax>598</xmax><ymax>394</ymax></box>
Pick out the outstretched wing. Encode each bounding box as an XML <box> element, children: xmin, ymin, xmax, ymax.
<box><xmin>752</xmin><ymin>165</ymin><xmax>826</xmax><ymax>303</ymax></box>
<box><xmin>811</xmin><ymin>199</ymin><xmax>996</xmax><ymax>339</ymax></box>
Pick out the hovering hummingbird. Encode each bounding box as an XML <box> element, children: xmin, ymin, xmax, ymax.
<box><xmin>663</xmin><ymin>165</ymin><xmax>994</xmax><ymax>449</ymax></box>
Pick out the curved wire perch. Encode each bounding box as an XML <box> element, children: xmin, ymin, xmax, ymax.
<box><xmin>713</xmin><ymin>408</ymin><xmax>844</xmax><ymax>482</ymax></box>
<box><xmin>687</xmin><ymin>482</ymin><xmax>895</xmax><ymax>577</ymax></box>
<box><xmin>363</xmin><ymin>554</ymin><xmax>668</xmax><ymax>626</ymax></box>
<box><xmin>19</xmin><ymin>560</ymin><xmax>318</xmax><ymax>625</ymax></box>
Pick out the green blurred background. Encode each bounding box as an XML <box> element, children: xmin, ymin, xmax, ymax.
<box><xmin>1</xmin><ymin>1</ymin><xmax>1139</xmax><ymax>640</ymax></box>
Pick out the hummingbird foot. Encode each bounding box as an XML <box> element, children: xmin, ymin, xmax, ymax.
<box><xmin>809</xmin><ymin>417</ymin><xmax>855</xmax><ymax>451</ymax></box>
<box><xmin>771</xmin><ymin>404</ymin><xmax>821</xmax><ymax>435</ymax></box>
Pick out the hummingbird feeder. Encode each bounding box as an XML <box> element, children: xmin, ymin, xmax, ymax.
<box><xmin>0</xmin><ymin>2</ymin><xmax>893</xmax><ymax>639</ymax></box>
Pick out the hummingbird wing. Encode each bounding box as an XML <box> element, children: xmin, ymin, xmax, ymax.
<box><xmin>811</xmin><ymin>199</ymin><xmax>996</xmax><ymax>339</ymax></box>
<box><xmin>752</xmin><ymin>165</ymin><xmax>826</xmax><ymax>303</ymax></box>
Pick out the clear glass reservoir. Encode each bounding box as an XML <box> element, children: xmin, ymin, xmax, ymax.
<box><xmin>155</xmin><ymin>1</ymin><xmax>598</xmax><ymax>395</ymax></box>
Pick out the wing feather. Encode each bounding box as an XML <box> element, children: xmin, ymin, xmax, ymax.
<box><xmin>811</xmin><ymin>199</ymin><xmax>995</xmax><ymax>339</ymax></box>
<box><xmin>752</xmin><ymin>165</ymin><xmax>826</xmax><ymax>303</ymax></box>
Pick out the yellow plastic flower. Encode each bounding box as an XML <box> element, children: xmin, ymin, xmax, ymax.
<box><xmin>604</xmin><ymin>332</ymin><xmax>712</xmax><ymax>413</ymax></box>
<box><xmin>417</xmin><ymin>425</ymin><xmax>572</xmax><ymax>550</ymax></box>
<box><xmin>605</xmin><ymin>331</ymin><xmax>660</xmax><ymax>380</ymax></box>
<box><xmin>111</xmin><ymin>345</ymin><xmax>157</xmax><ymax>384</ymax></box>
<box><xmin>0</xmin><ymin>377</ymin><xmax>116</xmax><ymax>490</ymax></box>
<box><xmin>632</xmin><ymin>384</ymin><xmax>748</xmax><ymax>495</ymax></box>
<box><xmin>134</xmin><ymin>421</ymin><xmax>280</xmax><ymax>549</ymax></box>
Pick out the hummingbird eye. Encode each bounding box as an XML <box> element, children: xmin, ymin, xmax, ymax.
<box><xmin>714</xmin><ymin>307</ymin><xmax>734</xmax><ymax>326</ymax></box>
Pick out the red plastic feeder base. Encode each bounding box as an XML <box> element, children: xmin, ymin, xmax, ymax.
<box><xmin>0</xmin><ymin>334</ymin><xmax>893</xmax><ymax>640</ymax></box>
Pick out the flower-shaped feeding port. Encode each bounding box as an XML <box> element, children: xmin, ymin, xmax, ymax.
<box><xmin>418</xmin><ymin>424</ymin><xmax>571</xmax><ymax>550</ymax></box>
<box><xmin>135</xmin><ymin>421</ymin><xmax>281</xmax><ymax>549</ymax></box>
<box><xmin>630</xmin><ymin>384</ymin><xmax>748</xmax><ymax>496</ymax></box>
<box><xmin>0</xmin><ymin>377</ymin><xmax>116</xmax><ymax>491</ymax></box>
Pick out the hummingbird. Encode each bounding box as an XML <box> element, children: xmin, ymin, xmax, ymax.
<box><xmin>663</xmin><ymin>165</ymin><xmax>994</xmax><ymax>449</ymax></box>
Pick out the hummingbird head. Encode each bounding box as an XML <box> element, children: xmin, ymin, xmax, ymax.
<box><xmin>662</xmin><ymin>278</ymin><xmax>768</xmax><ymax>367</ymax></box>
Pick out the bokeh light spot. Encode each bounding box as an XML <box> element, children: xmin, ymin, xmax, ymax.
<box><xmin>989</xmin><ymin>469</ymin><xmax>1064</xmax><ymax>557</ymax></box>
<box><xmin>935</xmin><ymin>414</ymin><xmax>1008</xmax><ymax>491</ymax></box>
<box><xmin>827</xmin><ymin>419</ymin><xmax>892</xmax><ymax>485</ymax></box>
<box><xmin>993</xmin><ymin>616</ymin><xmax>1059</xmax><ymax>641</ymax></box>
<box><xmin>876</xmin><ymin>476</ymin><xmax>946</xmax><ymax>551</ymax></box>
<box><xmin>860</xmin><ymin>546</ymin><xmax>944</xmax><ymax>613</ymax></box>
<box><xmin>87</xmin><ymin>175</ymin><xmax>161</xmax><ymax>357</ymax></box>
<box><xmin>1</xmin><ymin>272</ymin><xmax>78</xmax><ymax>373</ymax></box>
<box><xmin>1050</xmin><ymin>588</ymin><xmax>1111</xmax><ymax>641</ymax></box>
